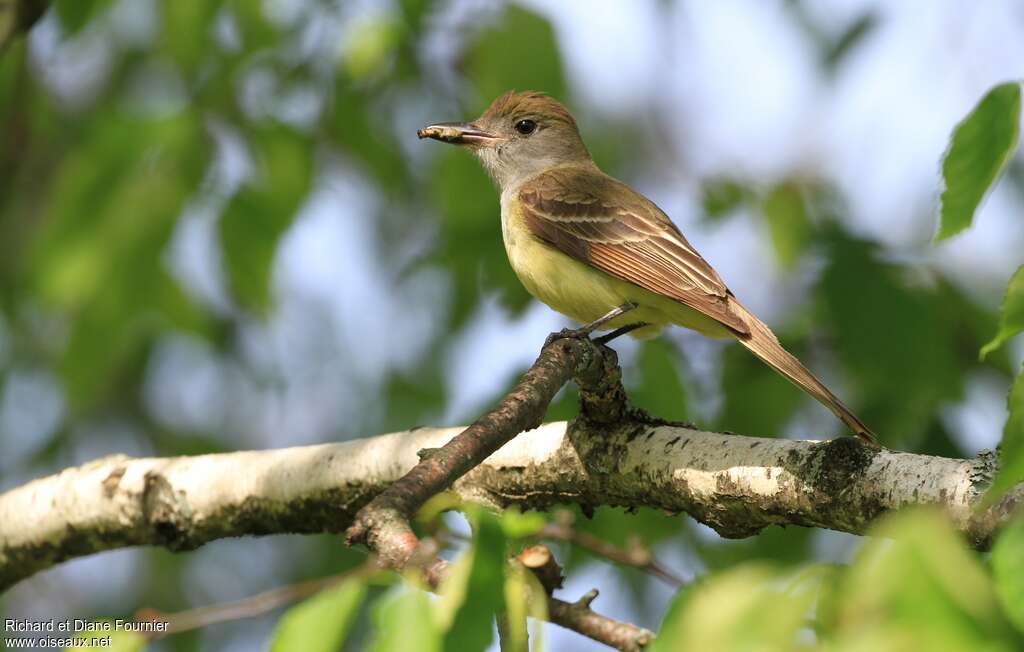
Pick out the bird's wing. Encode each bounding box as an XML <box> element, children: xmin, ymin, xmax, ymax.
<box><xmin>518</xmin><ymin>166</ymin><xmax>749</xmax><ymax>334</ymax></box>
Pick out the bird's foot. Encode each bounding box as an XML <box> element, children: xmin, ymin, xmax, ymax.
<box><xmin>544</xmin><ymin>302</ymin><xmax>639</xmax><ymax>347</ymax></box>
<box><xmin>544</xmin><ymin>326</ymin><xmax>593</xmax><ymax>348</ymax></box>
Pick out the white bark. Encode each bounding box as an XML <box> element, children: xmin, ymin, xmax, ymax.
<box><xmin>0</xmin><ymin>420</ymin><xmax>1009</xmax><ymax>591</ymax></box>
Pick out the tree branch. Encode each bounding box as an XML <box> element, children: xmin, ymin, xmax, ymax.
<box><xmin>3</xmin><ymin>419</ymin><xmax>1017</xmax><ymax>591</ymax></box>
<box><xmin>341</xmin><ymin>336</ymin><xmax>652</xmax><ymax>650</ymax></box>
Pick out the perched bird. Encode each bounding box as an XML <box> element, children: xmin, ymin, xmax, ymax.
<box><xmin>418</xmin><ymin>91</ymin><xmax>878</xmax><ymax>446</ymax></box>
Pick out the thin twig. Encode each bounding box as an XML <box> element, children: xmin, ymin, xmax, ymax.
<box><xmin>134</xmin><ymin>558</ymin><xmax>379</xmax><ymax>638</ymax></box>
<box><xmin>516</xmin><ymin>544</ymin><xmax>654</xmax><ymax>652</ymax></box>
<box><xmin>549</xmin><ymin>593</ymin><xmax>654</xmax><ymax>651</ymax></box>
<box><xmin>542</xmin><ymin>518</ymin><xmax>685</xmax><ymax>588</ymax></box>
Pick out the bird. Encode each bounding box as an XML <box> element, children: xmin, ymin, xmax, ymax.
<box><xmin>418</xmin><ymin>90</ymin><xmax>878</xmax><ymax>446</ymax></box>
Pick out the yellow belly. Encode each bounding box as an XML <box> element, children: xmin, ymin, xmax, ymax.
<box><xmin>501</xmin><ymin>202</ymin><xmax>730</xmax><ymax>339</ymax></box>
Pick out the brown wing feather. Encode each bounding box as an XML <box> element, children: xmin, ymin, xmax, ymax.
<box><xmin>518</xmin><ymin>166</ymin><xmax>878</xmax><ymax>444</ymax></box>
<box><xmin>519</xmin><ymin>167</ymin><xmax>749</xmax><ymax>335</ymax></box>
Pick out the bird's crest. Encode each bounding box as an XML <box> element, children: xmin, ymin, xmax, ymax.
<box><xmin>480</xmin><ymin>90</ymin><xmax>577</xmax><ymax>128</ymax></box>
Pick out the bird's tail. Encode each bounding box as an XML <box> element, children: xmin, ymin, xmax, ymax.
<box><xmin>728</xmin><ymin>299</ymin><xmax>878</xmax><ymax>446</ymax></box>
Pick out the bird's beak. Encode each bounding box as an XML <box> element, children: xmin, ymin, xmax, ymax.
<box><xmin>417</xmin><ymin>121</ymin><xmax>501</xmax><ymax>147</ymax></box>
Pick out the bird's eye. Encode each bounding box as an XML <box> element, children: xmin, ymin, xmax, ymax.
<box><xmin>514</xmin><ymin>119</ymin><xmax>537</xmax><ymax>135</ymax></box>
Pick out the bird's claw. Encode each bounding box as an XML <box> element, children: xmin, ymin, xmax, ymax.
<box><xmin>544</xmin><ymin>327</ymin><xmax>594</xmax><ymax>348</ymax></box>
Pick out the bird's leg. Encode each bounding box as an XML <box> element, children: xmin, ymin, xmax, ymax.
<box><xmin>595</xmin><ymin>322</ymin><xmax>648</xmax><ymax>344</ymax></box>
<box><xmin>545</xmin><ymin>302</ymin><xmax>638</xmax><ymax>347</ymax></box>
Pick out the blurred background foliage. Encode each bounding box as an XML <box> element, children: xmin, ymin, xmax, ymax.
<box><xmin>1</xmin><ymin>1</ymin><xmax>1023</xmax><ymax>651</ymax></box>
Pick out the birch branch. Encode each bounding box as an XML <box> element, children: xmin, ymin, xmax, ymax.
<box><xmin>2</xmin><ymin>419</ymin><xmax>1016</xmax><ymax>592</ymax></box>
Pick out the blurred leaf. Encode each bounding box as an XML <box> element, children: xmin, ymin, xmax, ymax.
<box><xmin>397</xmin><ymin>0</ymin><xmax>431</xmax><ymax>33</ymax></box>
<box><xmin>647</xmin><ymin>580</ymin><xmax>697</xmax><ymax>652</ymax></box>
<box><xmin>381</xmin><ymin>358</ymin><xmax>447</xmax><ymax>434</ymax></box>
<box><xmin>501</xmin><ymin>565</ymin><xmax>530</xmax><ymax>652</ymax></box>
<box><xmin>718</xmin><ymin>338</ymin><xmax>803</xmax><ymax>437</ymax></box>
<box><xmin>54</xmin><ymin>0</ymin><xmax>111</xmax><ymax>36</ymax></box>
<box><xmin>428</xmin><ymin>148</ymin><xmax>526</xmax><ymax>323</ymax></box>
<box><xmin>157</xmin><ymin>2</ymin><xmax>220</xmax><ymax>73</ymax></box>
<box><xmin>819</xmin><ymin>230</ymin><xmax>963</xmax><ymax>443</ymax></box>
<box><xmin>270</xmin><ymin>577</ymin><xmax>366</xmax><ymax>652</ymax></box>
<box><xmin>27</xmin><ymin>112</ymin><xmax>209</xmax><ymax>408</ymax></box>
<box><xmin>783</xmin><ymin>562</ymin><xmax>842</xmax><ymax>631</ymax></box>
<box><xmin>327</xmin><ymin>86</ymin><xmax>408</xmax><ymax>191</ymax></box>
<box><xmin>981</xmin><ymin>265</ymin><xmax>1024</xmax><ymax>359</ymax></box>
<box><xmin>465</xmin><ymin>6</ymin><xmax>567</xmax><ymax>110</ymax></box>
<box><xmin>992</xmin><ymin>516</ymin><xmax>1024</xmax><ymax>633</ymax></box>
<box><xmin>569</xmin><ymin>507</ymin><xmax>684</xmax><ymax>575</ymax></box>
<box><xmin>342</xmin><ymin>17</ymin><xmax>401</xmax><ymax>80</ymax></box>
<box><xmin>543</xmin><ymin>384</ymin><xmax>580</xmax><ymax>422</ymax></box>
<box><xmin>700</xmin><ymin>177</ymin><xmax>752</xmax><ymax>221</ymax></box>
<box><xmin>439</xmin><ymin>508</ymin><xmax>506</xmax><ymax>652</ymax></box>
<box><xmin>651</xmin><ymin>565</ymin><xmax>814</xmax><ymax>652</ymax></box>
<box><xmin>416</xmin><ymin>491</ymin><xmax>463</xmax><ymax>528</ymax></box>
<box><xmin>689</xmin><ymin>523</ymin><xmax>814</xmax><ymax>570</ymax></box>
<box><xmin>500</xmin><ymin>507</ymin><xmax>546</xmax><ymax>539</ymax></box>
<box><xmin>823</xmin><ymin>12</ymin><xmax>877</xmax><ymax>72</ymax></box>
<box><xmin>628</xmin><ymin>339</ymin><xmax>689</xmax><ymax>421</ymax></box>
<box><xmin>837</xmin><ymin>509</ymin><xmax>1019</xmax><ymax>651</ymax></box>
<box><xmin>220</xmin><ymin>124</ymin><xmax>313</xmax><ymax>313</ymax></box>
<box><xmin>988</xmin><ymin>365</ymin><xmax>1024</xmax><ymax>500</ymax></box>
<box><xmin>761</xmin><ymin>181</ymin><xmax>812</xmax><ymax>269</ymax></box>
<box><xmin>936</xmin><ymin>82</ymin><xmax>1021</xmax><ymax>241</ymax></box>
<box><xmin>226</xmin><ymin>0</ymin><xmax>280</xmax><ymax>51</ymax></box>
<box><xmin>371</xmin><ymin>586</ymin><xmax>441</xmax><ymax>652</ymax></box>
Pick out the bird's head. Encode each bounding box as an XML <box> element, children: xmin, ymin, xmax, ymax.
<box><xmin>418</xmin><ymin>90</ymin><xmax>592</xmax><ymax>189</ymax></box>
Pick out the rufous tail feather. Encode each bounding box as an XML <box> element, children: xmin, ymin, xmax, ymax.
<box><xmin>728</xmin><ymin>299</ymin><xmax>878</xmax><ymax>446</ymax></box>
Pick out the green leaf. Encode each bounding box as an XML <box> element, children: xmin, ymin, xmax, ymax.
<box><xmin>629</xmin><ymin>339</ymin><xmax>689</xmax><ymax>422</ymax></box>
<box><xmin>988</xmin><ymin>365</ymin><xmax>1024</xmax><ymax>500</ymax></box>
<box><xmin>427</xmin><ymin>148</ymin><xmax>525</xmax><ymax>324</ymax></box>
<box><xmin>269</xmin><ymin>578</ymin><xmax>366</xmax><ymax>652</ymax></box>
<box><xmin>439</xmin><ymin>509</ymin><xmax>507</xmax><ymax>652</ymax></box>
<box><xmin>992</xmin><ymin>516</ymin><xmax>1024</xmax><ymax>632</ymax></box>
<box><xmin>157</xmin><ymin>2</ymin><xmax>220</xmax><ymax>73</ymax></box>
<box><xmin>981</xmin><ymin>265</ymin><xmax>1024</xmax><ymax>359</ymax></box>
<box><xmin>465</xmin><ymin>6</ymin><xmax>567</xmax><ymax>111</ymax></box>
<box><xmin>342</xmin><ymin>17</ymin><xmax>401</xmax><ymax>80</ymax></box>
<box><xmin>650</xmin><ymin>565</ymin><xmax>814</xmax><ymax>652</ymax></box>
<box><xmin>648</xmin><ymin>581</ymin><xmax>698</xmax><ymax>652</ymax></box>
<box><xmin>499</xmin><ymin>508</ymin><xmax>546</xmax><ymax>539</ymax></box>
<box><xmin>936</xmin><ymin>82</ymin><xmax>1021</xmax><ymax>241</ymax></box>
<box><xmin>226</xmin><ymin>0</ymin><xmax>280</xmax><ymax>51</ymax></box>
<box><xmin>838</xmin><ymin>509</ymin><xmax>1019</xmax><ymax>650</ymax></box>
<box><xmin>700</xmin><ymin>177</ymin><xmax>752</xmax><ymax>221</ymax></box>
<box><xmin>717</xmin><ymin>335</ymin><xmax>803</xmax><ymax>437</ymax></box>
<box><xmin>371</xmin><ymin>586</ymin><xmax>441</xmax><ymax>652</ymax></box>
<box><xmin>220</xmin><ymin>124</ymin><xmax>313</xmax><ymax>313</ymax></box>
<box><xmin>501</xmin><ymin>566</ymin><xmax>531</xmax><ymax>652</ymax></box>
<box><xmin>27</xmin><ymin>112</ymin><xmax>209</xmax><ymax>409</ymax></box>
<box><xmin>819</xmin><ymin>230</ymin><xmax>964</xmax><ymax>442</ymax></box>
<box><xmin>760</xmin><ymin>181</ymin><xmax>812</xmax><ymax>269</ymax></box>
<box><xmin>327</xmin><ymin>85</ymin><xmax>408</xmax><ymax>191</ymax></box>
<box><xmin>54</xmin><ymin>0</ymin><xmax>111</xmax><ymax>36</ymax></box>
<box><xmin>822</xmin><ymin>12</ymin><xmax>877</xmax><ymax>73</ymax></box>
